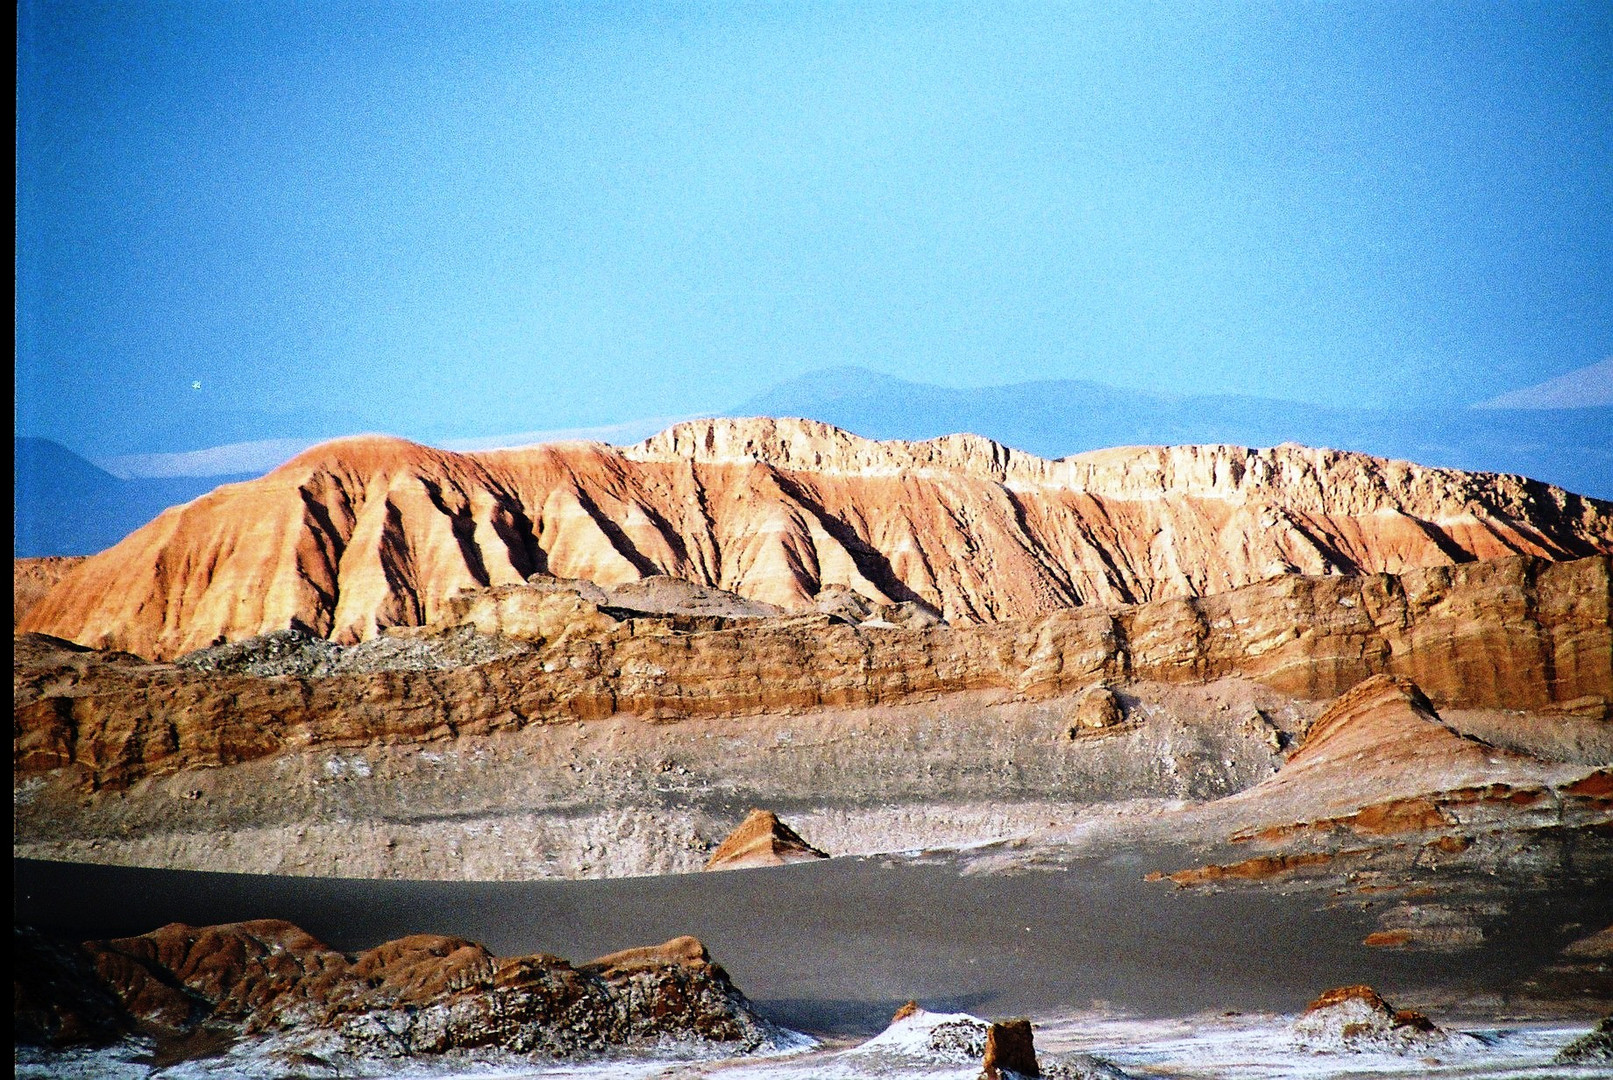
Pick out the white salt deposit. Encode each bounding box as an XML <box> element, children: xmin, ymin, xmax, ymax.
<box><xmin>14</xmin><ymin>1014</ymin><xmax>1605</xmax><ymax>1079</ymax></box>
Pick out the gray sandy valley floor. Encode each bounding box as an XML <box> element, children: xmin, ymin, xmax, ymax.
<box><xmin>15</xmin><ymin>846</ymin><xmax>1610</xmax><ymax>1037</ymax></box>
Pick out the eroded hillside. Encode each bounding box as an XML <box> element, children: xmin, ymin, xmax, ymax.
<box><xmin>14</xmin><ymin>554</ymin><xmax>1610</xmax><ymax>879</ymax></box>
<box><xmin>18</xmin><ymin>419</ymin><xmax>1612</xmax><ymax>659</ymax></box>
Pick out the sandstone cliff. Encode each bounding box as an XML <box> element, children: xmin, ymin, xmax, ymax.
<box><xmin>18</xmin><ymin>419</ymin><xmax>1611</xmax><ymax>659</ymax></box>
<box><xmin>14</xmin><ymin>554</ymin><xmax>1609</xmax><ymax>791</ymax></box>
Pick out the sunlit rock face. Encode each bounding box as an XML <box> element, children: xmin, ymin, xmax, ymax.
<box><xmin>704</xmin><ymin>810</ymin><xmax>830</xmax><ymax>871</ymax></box>
<box><xmin>13</xmin><ymin>553</ymin><xmax>1609</xmax><ymax>797</ymax></box>
<box><xmin>19</xmin><ymin>418</ymin><xmax>1611</xmax><ymax>660</ymax></box>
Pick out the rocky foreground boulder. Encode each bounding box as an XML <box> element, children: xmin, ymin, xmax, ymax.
<box><xmin>13</xmin><ymin>919</ymin><xmax>777</xmax><ymax>1069</ymax></box>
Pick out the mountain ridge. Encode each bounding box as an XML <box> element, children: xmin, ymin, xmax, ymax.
<box><xmin>18</xmin><ymin>418</ymin><xmax>1611</xmax><ymax>661</ymax></box>
<box><xmin>16</xmin><ymin>367</ymin><xmax>1610</xmax><ymax>560</ymax></box>
<box><xmin>731</xmin><ymin>366</ymin><xmax>1613</xmax><ymax>499</ymax></box>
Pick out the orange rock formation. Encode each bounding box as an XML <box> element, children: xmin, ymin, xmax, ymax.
<box><xmin>704</xmin><ymin>810</ymin><xmax>830</xmax><ymax>871</ymax></box>
<box><xmin>1152</xmin><ymin>673</ymin><xmax>1612</xmax><ymax>887</ymax></box>
<box><xmin>1227</xmin><ymin>674</ymin><xmax>1591</xmax><ymax>824</ymax></box>
<box><xmin>14</xmin><ymin>554</ymin><xmax>1609</xmax><ymax>790</ymax></box>
<box><xmin>980</xmin><ymin>1018</ymin><xmax>1040</xmax><ymax>1079</ymax></box>
<box><xmin>18</xmin><ymin>419</ymin><xmax>1611</xmax><ymax>660</ymax></box>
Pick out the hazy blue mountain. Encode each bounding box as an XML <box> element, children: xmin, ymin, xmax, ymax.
<box><xmin>732</xmin><ymin>367</ymin><xmax>1613</xmax><ymax>500</ymax></box>
<box><xmin>13</xmin><ymin>438</ymin><xmax>255</xmax><ymax>557</ymax></box>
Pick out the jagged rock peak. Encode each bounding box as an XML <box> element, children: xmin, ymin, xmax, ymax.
<box><xmin>628</xmin><ymin>417</ymin><xmax>1610</xmax><ymax>524</ymax></box>
<box><xmin>704</xmin><ymin>809</ymin><xmax>830</xmax><ymax>871</ymax></box>
<box><xmin>627</xmin><ymin>416</ymin><xmax>1020</xmax><ymax>479</ymax></box>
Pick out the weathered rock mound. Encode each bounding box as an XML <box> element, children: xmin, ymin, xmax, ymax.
<box><xmin>1222</xmin><ymin>674</ymin><xmax>1602</xmax><ymax>830</ymax></box>
<box><xmin>14</xmin><ymin>918</ymin><xmax>771</xmax><ymax>1066</ymax></box>
<box><xmin>856</xmin><ymin>1005</ymin><xmax>1124</xmax><ymax>1079</ymax></box>
<box><xmin>1293</xmin><ymin>984</ymin><xmax>1470</xmax><ymax>1054</ymax></box>
<box><xmin>18</xmin><ymin>418</ymin><xmax>1611</xmax><ymax>659</ymax></box>
<box><xmin>15</xmin><ymin>554</ymin><xmax>1609</xmax><ymax>791</ymax></box>
<box><xmin>1150</xmin><ymin>673</ymin><xmax>1612</xmax><ymax>889</ymax></box>
<box><xmin>704</xmin><ymin>810</ymin><xmax>830</xmax><ymax>871</ymax></box>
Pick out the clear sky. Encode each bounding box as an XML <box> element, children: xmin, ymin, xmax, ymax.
<box><xmin>16</xmin><ymin>1</ymin><xmax>1613</xmax><ymax>457</ymax></box>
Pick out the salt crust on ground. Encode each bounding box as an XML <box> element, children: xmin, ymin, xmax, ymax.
<box><xmin>24</xmin><ymin>1014</ymin><xmax>1604</xmax><ymax>1079</ymax></box>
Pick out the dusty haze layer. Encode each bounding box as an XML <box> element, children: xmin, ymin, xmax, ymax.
<box><xmin>17</xmin><ymin>418</ymin><xmax>1612</xmax><ymax>660</ymax></box>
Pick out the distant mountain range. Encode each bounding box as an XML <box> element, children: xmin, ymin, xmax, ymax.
<box><xmin>732</xmin><ymin>367</ymin><xmax>1613</xmax><ymax>501</ymax></box>
<box><xmin>14</xmin><ymin>368</ymin><xmax>1610</xmax><ymax>557</ymax></box>
<box><xmin>13</xmin><ymin>438</ymin><xmax>254</xmax><ymax>558</ymax></box>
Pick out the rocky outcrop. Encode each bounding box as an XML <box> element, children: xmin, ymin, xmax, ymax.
<box><xmin>981</xmin><ymin>1019</ymin><xmax>1040</xmax><ymax>1079</ymax></box>
<box><xmin>13</xmin><ymin>926</ymin><xmax>133</xmax><ymax>1048</ymax></box>
<box><xmin>1148</xmin><ymin>673</ymin><xmax>1612</xmax><ymax>889</ymax></box>
<box><xmin>14</xmin><ymin>919</ymin><xmax>772</xmax><ymax>1067</ymax></box>
<box><xmin>1068</xmin><ymin>685</ymin><xmax>1124</xmax><ymax>734</ymax></box>
<box><xmin>15</xmin><ymin>554</ymin><xmax>1608</xmax><ymax>791</ymax></box>
<box><xmin>18</xmin><ymin>419</ymin><xmax>1611</xmax><ymax>659</ymax></box>
<box><xmin>704</xmin><ymin>810</ymin><xmax>830</xmax><ymax>871</ymax></box>
<box><xmin>854</xmin><ymin>1006</ymin><xmax>991</xmax><ymax>1063</ymax></box>
<box><xmin>1292</xmin><ymin>985</ymin><xmax>1467</xmax><ymax>1054</ymax></box>
<box><xmin>1210</xmin><ymin>674</ymin><xmax>1607</xmax><ymax>837</ymax></box>
<box><xmin>856</xmin><ymin>1006</ymin><xmax>1119</xmax><ymax>1080</ymax></box>
<box><xmin>1147</xmin><ymin>851</ymin><xmax>1341</xmax><ymax>886</ymax></box>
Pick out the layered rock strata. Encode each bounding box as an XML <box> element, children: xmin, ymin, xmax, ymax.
<box><xmin>19</xmin><ymin>419</ymin><xmax>1611</xmax><ymax>659</ymax></box>
<box><xmin>1146</xmin><ymin>674</ymin><xmax>1612</xmax><ymax>891</ymax></box>
<box><xmin>15</xmin><ymin>554</ymin><xmax>1608</xmax><ymax>793</ymax></box>
<box><xmin>14</xmin><ymin>919</ymin><xmax>770</xmax><ymax>1066</ymax></box>
<box><xmin>704</xmin><ymin>810</ymin><xmax>830</xmax><ymax>871</ymax></box>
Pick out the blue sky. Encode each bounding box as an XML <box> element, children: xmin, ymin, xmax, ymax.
<box><xmin>16</xmin><ymin>1</ymin><xmax>1612</xmax><ymax>458</ymax></box>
